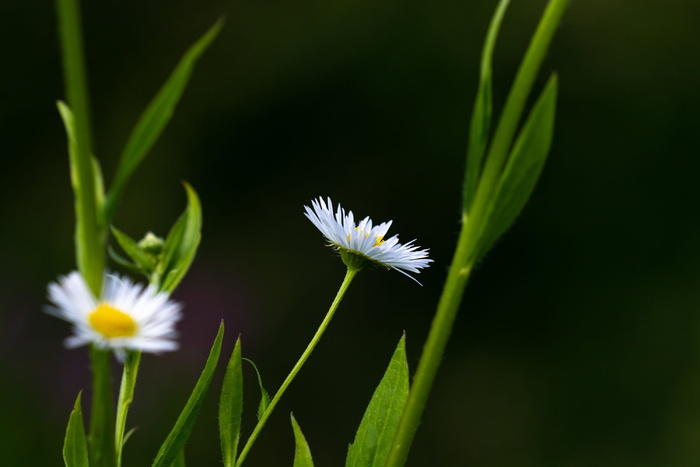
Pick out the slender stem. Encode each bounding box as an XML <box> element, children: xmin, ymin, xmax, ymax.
<box><xmin>235</xmin><ymin>267</ymin><xmax>359</xmax><ymax>466</ymax></box>
<box><xmin>384</xmin><ymin>220</ymin><xmax>474</xmax><ymax>467</ymax></box>
<box><xmin>89</xmin><ymin>347</ymin><xmax>117</xmax><ymax>467</ymax></box>
<box><xmin>115</xmin><ymin>351</ymin><xmax>141</xmax><ymax>467</ymax></box>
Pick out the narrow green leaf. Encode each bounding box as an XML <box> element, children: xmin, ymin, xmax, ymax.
<box><xmin>63</xmin><ymin>392</ymin><xmax>89</xmax><ymax>467</ymax></box>
<box><xmin>475</xmin><ymin>74</ymin><xmax>558</xmax><ymax>260</ymax></box>
<box><xmin>242</xmin><ymin>358</ymin><xmax>270</xmax><ymax>420</ymax></box>
<box><xmin>290</xmin><ymin>414</ymin><xmax>314</xmax><ymax>467</ymax></box>
<box><xmin>107</xmin><ymin>246</ymin><xmax>144</xmax><ymax>274</ymax></box>
<box><xmin>105</xmin><ymin>19</ymin><xmax>224</xmax><ymax>221</ymax></box>
<box><xmin>464</xmin><ymin>0</ymin><xmax>511</xmax><ymax>213</ymax></box>
<box><xmin>220</xmin><ymin>337</ymin><xmax>243</xmax><ymax>467</ymax></box>
<box><xmin>111</xmin><ymin>227</ymin><xmax>155</xmax><ymax>273</ymax></box>
<box><xmin>159</xmin><ymin>182</ymin><xmax>202</xmax><ymax>294</ymax></box>
<box><xmin>346</xmin><ymin>335</ymin><xmax>409</xmax><ymax>467</ymax></box>
<box><xmin>152</xmin><ymin>322</ymin><xmax>225</xmax><ymax>467</ymax></box>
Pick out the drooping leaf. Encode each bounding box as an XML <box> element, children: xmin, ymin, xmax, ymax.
<box><xmin>474</xmin><ymin>74</ymin><xmax>558</xmax><ymax>260</ymax></box>
<box><xmin>346</xmin><ymin>335</ymin><xmax>409</xmax><ymax>467</ymax></box>
<box><xmin>243</xmin><ymin>358</ymin><xmax>270</xmax><ymax>420</ymax></box>
<box><xmin>152</xmin><ymin>322</ymin><xmax>225</xmax><ymax>467</ymax></box>
<box><xmin>290</xmin><ymin>413</ymin><xmax>314</xmax><ymax>467</ymax></box>
<box><xmin>63</xmin><ymin>392</ymin><xmax>89</xmax><ymax>467</ymax></box>
<box><xmin>463</xmin><ymin>0</ymin><xmax>511</xmax><ymax>214</ymax></box>
<box><xmin>105</xmin><ymin>19</ymin><xmax>224</xmax><ymax>221</ymax></box>
<box><xmin>159</xmin><ymin>182</ymin><xmax>202</xmax><ymax>293</ymax></box>
<box><xmin>220</xmin><ymin>337</ymin><xmax>243</xmax><ymax>467</ymax></box>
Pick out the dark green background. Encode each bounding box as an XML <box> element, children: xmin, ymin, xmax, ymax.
<box><xmin>2</xmin><ymin>0</ymin><xmax>699</xmax><ymax>465</ymax></box>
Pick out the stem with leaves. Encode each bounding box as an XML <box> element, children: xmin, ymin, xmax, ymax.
<box><xmin>385</xmin><ymin>0</ymin><xmax>569</xmax><ymax>465</ymax></box>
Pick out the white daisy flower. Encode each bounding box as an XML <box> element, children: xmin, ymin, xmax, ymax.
<box><xmin>304</xmin><ymin>197</ymin><xmax>432</xmax><ymax>283</ymax></box>
<box><xmin>46</xmin><ymin>271</ymin><xmax>183</xmax><ymax>361</ymax></box>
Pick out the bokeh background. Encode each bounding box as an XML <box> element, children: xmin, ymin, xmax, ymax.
<box><xmin>2</xmin><ymin>0</ymin><xmax>700</xmax><ymax>465</ymax></box>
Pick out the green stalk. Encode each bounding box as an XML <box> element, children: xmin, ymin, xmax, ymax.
<box><xmin>235</xmin><ymin>267</ymin><xmax>359</xmax><ymax>466</ymax></box>
<box><xmin>115</xmin><ymin>351</ymin><xmax>142</xmax><ymax>467</ymax></box>
<box><xmin>89</xmin><ymin>347</ymin><xmax>117</xmax><ymax>467</ymax></box>
<box><xmin>384</xmin><ymin>1</ymin><xmax>569</xmax><ymax>465</ymax></box>
<box><xmin>383</xmin><ymin>221</ymin><xmax>474</xmax><ymax>467</ymax></box>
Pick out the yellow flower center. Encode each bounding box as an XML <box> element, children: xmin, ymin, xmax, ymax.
<box><xmin>89</xmin><ymin>303</ymin><xmax>137</xmax><ymax>338</ymax></box>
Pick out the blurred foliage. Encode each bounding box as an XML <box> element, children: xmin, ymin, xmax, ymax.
<box><xmin>2</xmin><ymin>0</ymin><xmax>700</xmax><ymax>465</ymax></box>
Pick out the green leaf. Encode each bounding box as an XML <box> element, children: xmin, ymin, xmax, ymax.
<box><xmin>63</xmin><ymin>392</ymin><xmax>89</xmax><ymax>467</ymax></box>
<box><xmin>220</xmin><ymin>337</ymin><xmax>243</xmax><ymax>467</ymax></box>
<box><xmin>463</xmin><ymin>0</ymin><xmax>511</xmax><ymax>214</ymax></box>
<box><xmin>111</xmin><ymin>227</ymin><xmax>155</xmax><ymax>273</ymax></box>
<box><xmin>242</xmin><ymin>358</ymin><xmax>270</xmax><ymax>420</ymax></box>
<box><xmin>108</xmin><ymin>246</ymin><xmax>145</xmax><ymax>275</ymax></box>
<box><xmin>159</xmin><ymin>182</ymin><xmax>202</xmax><ymax>293</ymax></box>
<box><xmin>474</xmin><ymin>74</ymin><xmax>558</xmax><ymax>260</ymax></box>
<box><xmin>104</xmin><ymin>19</ymin><xmax>224</xmax><ymax>221</ymax></box>
<box><xmin>290</xmin><ymin>414</ymin><xmax>314</xmax><ymax>467</ymax></box>
<box><xmin>152</xmin><ymin>322</ymin><xmax>225</xmax><ymax>467</ymax></box>
<box><xmin>346</xmin><ymin>335</ymin><xmax>409</xmax><ymax>467</ymax></box>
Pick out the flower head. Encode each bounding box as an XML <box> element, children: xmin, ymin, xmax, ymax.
<box><xmin>304</xmin><ymin>197</ymin><xmax>432</xmax><ymax>283</ymax></box>
<box><xmin>46</xmin><ymin>271</ymin><xmax>182</xmax><ymax>361</ymax></box>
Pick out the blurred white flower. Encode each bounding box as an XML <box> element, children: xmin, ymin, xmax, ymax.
<box><xmin>47</xmin><ymin>271</ymin><xmax>182</xmax><ymax>361</ymax></box>
<box><xmin>304</xmin><ymin>196</ymin><xmax>432</xmax><ymax>283</ymax></box>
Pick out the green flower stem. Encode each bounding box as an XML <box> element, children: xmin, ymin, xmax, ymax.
<box><xmin>56</xmin><ymin>0</ymin><xmax>104</xmax><ymax>295</ymax></box>
<box><xmin>235</xmin><ymin>267</ymin><xmax>359</xmax><ymax>466</ymax></box>
<box><xmin>89</xmin><ymin>346</ymin><xmax>117</xmax><ymax>467</ymax></box>
<box><xmin>384</xmin><ymin>221</ymin><xmax>474</xmax><ymax>467</ymax></box>
<box><xmin>115</xmin><ymin>351</ymin><xmax>141</xmax><ymax>467</ymax></box>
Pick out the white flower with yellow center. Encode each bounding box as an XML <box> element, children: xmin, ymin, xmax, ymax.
<box><xmin>47</xmin><ymin>271</ymin><xmax>182</xmax><ymax>361</ymax></box>
<box><xmin>304</xmin><ymin>197</ymin><xmax>432</xmax><ymax>283</ymax></box>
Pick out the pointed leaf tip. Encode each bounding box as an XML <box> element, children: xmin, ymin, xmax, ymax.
<box><xmin>291</xmin><ymin>414</ymin><xmax>315</xmax><ymax>467</ymax></box>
